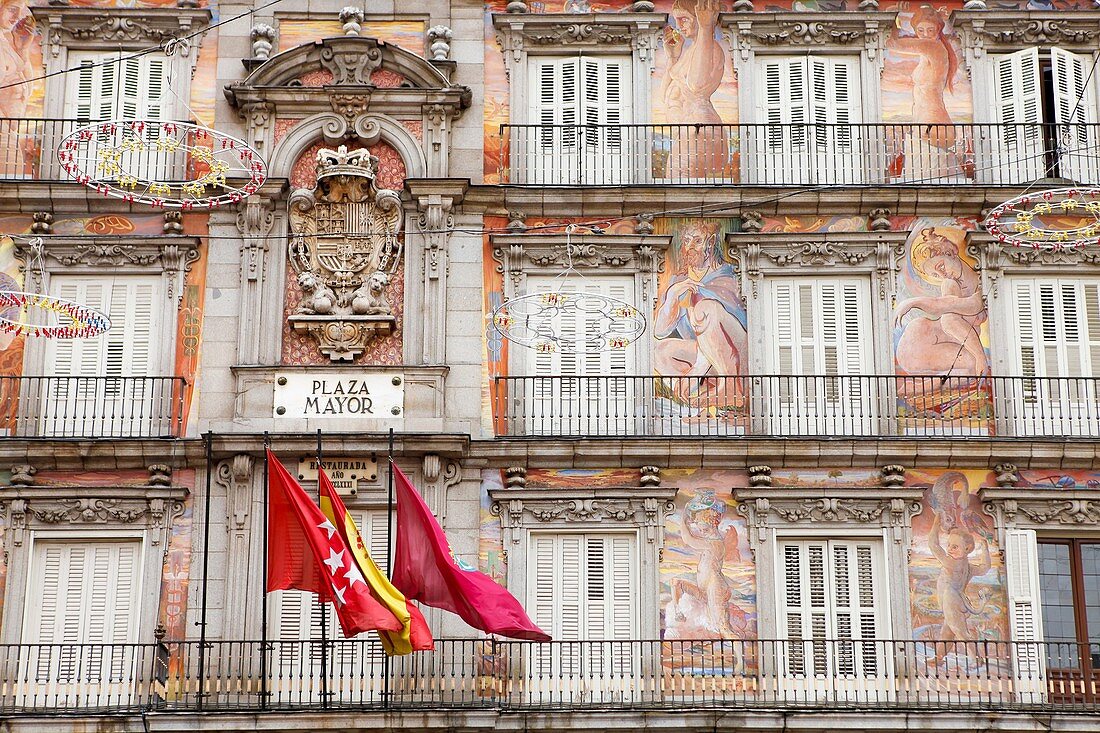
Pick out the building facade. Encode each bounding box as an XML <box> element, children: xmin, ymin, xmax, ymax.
<box><xmin>1</xmin><ymin>0</ymin><xmax>1099</xmax><ymax>731</ymax></box>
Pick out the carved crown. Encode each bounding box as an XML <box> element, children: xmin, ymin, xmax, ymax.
<box><xmin>316</xmin><ymin>145</ymin><xmax>378</xmax><ymax>182</ymax></box>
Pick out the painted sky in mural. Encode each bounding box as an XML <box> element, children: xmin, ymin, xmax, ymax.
<box><xmin>907</xmin><ymin>469</ymin><xmax>1010</xmax><ymax>674</ymax></box>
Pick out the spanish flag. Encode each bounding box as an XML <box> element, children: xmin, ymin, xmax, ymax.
<box><xmin>318</xmin><ymin>468</ymin><xmax>434</xmax><ymax>655</ymax></box>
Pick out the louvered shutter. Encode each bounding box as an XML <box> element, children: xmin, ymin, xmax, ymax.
<box><xmin>770</xmin><ymin>278</ymin><xmax>870</xmax><ymax>375</ymax></box>
<box><xmin>1051</xmin><ymin>47</ymin><xmax>1099</xmax><ymax>182</ymax></box>
<box><xmin>992</xmin><ymin>48</ymin><xmax>1044</xmax><ymax>182</ymax></box>
<box><xmin>527</xmin><ymin>58</ymin><xmax>579</xmax><ymax>184</ymax></box>
<box><xmin>26</xmin><ymin>541</ymin><xmax>141</xmax><ymax>683</ymax></box>
<box><xmin>1005</xmin><ymin>529</ymin><xmax>1045</xmax><ymax>696</ymax></box>
<box><xmin>1012</xmin><ymin>278</ymin><xmax>1100</xmax><ymax>378</ymax></box>
<box><xmin>528</xmin><ymin>532</ymin><xmax>637</xmax><ymax>642</ymax></box>
<box><xmin>809</xmin><ymin>57</ymin><xmax>861</xmax><ymax>183</ymax></box>
<box><xmin>779</xmin><ymin>539</ymin><xmax>884</xmax><ymax>679</ymax></box>
<box><xmin>66</xmin><ymin>52</ymin><xmax>119</xmax><ymax>120</ymax></box>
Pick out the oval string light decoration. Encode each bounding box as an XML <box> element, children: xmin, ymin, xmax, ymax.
<box><xmin>489</xmin><ymin>225</ymin><xmax>647</xmax><ymax>354</ymax></box>
<box><xmin>983</xmin><ymin>187</ymin><xmax>1100</xmax><ymax>251</ymax></box>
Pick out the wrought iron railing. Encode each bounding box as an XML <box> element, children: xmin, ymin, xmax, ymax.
<box><xmin>0</xmin><ymin>376</ymin><xmax>186</xmax><ymax>438</ymax></box>
<box><xmin>0</xmin><ymin>118</ymin><xmax>193</xmax><ymax>182</ymax></box>
<box><xmin>491</xmin><ymin>375</ymin><xmax>1100</xmax><ymax>438</ymax></box>
<box><xmin>1</xmin><ymin>638</ymin><xmax>1097</xmax><ymax>713</ymax></box>
<box><xmin>496</xmin><ymin>123</ymin><xmax>1100</xmax><ymax>186</ymax></box>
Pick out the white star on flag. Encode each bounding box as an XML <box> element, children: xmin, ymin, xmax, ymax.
<box><xmin>343</xmin><ymin>563</ymin><xmax>366</xmax><ymax>588</ymax></box>
<box><xmin>318</xmin><ymin>519</ymin><xmax>337</xmax><ymax>539</ymax></box>
<box><xmin>323</xmin><ymin>547</ymin><xmax>345</xmax><ymax>575</ymax></box>
<box><xmin>332</xmin><ymin>584</ymin><xmax>346</xmax><ymax>605</ymax></box>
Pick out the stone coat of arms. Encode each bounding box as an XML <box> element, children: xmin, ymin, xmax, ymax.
<box><xmin>288</xmin><ymin>146</ymin><xmax>402</xmax><ymax>361</ymax></box>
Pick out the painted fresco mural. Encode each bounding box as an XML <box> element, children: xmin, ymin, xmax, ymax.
<box><xmin>652</xmin><ymin>218</ymin><xmax>747</xmax><ymax>429</ymax></box>
<box><xmin>906</xmin><ymin>468</ymin><xmax>1010</xmax><ymax>676</ymax></box>
<box><xmin>277</xmin><ymin>19</ymin><xmax>425</xmax><ymax>54</ymax></box>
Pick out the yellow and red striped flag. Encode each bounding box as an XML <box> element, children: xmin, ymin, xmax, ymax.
<box><xmin>318</xmin><ymin>468</ymin><xmax>434</xmax><ymax>656</ymax></box>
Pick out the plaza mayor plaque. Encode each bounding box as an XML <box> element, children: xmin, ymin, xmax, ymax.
<box><xmin>273</xmin><ymin>372</ymin><xmax>403</xmax><ymax>419</ymax></box>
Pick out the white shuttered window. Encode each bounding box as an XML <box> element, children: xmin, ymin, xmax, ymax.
<box><xmin>527</xmin><ymin>56</ymin><xmax>632</xmax><ymax>184</ymax></box>
<box><xmin>65</xmin><ymin>51</ymin><xmax>169</xmax><ymax>121</ymax></box>
<box><xmin>770</xmin><ymin>277</ymin><xmax>871</xmax><ymax>377</ymax></box>
<box><xmin>1012</xmin><ymin>278</ymin><xmax>1100</xmax><ymax>378</ymax></box>
<box><xmin>778</xmin><ymin>538</ymin><xmax>886</xmax><ymax>679</ymax></box>
<box><xmin>524</xmin><ymin>276</ymin><xmax>636</xmax><ymax>435</ymax></box>
<box><xmin>24</xmin><ymin>540</ymin><xmax>142</xmax><ymax>688</ymax></box>
<box><xmin>1051</xmin><ymin>47</ymin><xmax>1100</xmax><ymax>182</ymax></box>
<box><xmin>757</xmin><ymin>56</ymin><xmax>861</xmax><ymax>183</ymax></box>
<box><xmin>528</xmin><ymin>532</ymin><xmax>637</xmax><ymax>642</ymax></box>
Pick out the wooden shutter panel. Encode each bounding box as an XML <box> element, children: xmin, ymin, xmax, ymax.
<box><xmin>761</xmin><ymin>57</ymin><xmax>807</xmax><ymax>149</ymax></box>
<box><xmin>532</xmin><ymin>58</ymin><xmax>579</xmax><ymax>151</ymax></box>
<box><xmin>1005</xmin><ymin>530</ymin><xmax>1044</xmax><ymax>680</ymax></box>
<box><xmin>1015</xmin><ymin>278</ymin><xmax>1100</xmax><ymax>377</ymax></box>
<box><xmin>1015</xmin><ymin>279</ymin><xmax>1040</xmax><ymax>378</ymax></box>
<box><xmin>771</xmin><ymin>278</ymin><xmax>870</xmax><ymax>376</ymax></box>
<box><xmin>1051</xmin><ymin>48</ymin><xmax>1095</xmax><ymax>129</ymax></box>
<box><xmin>995</xmin><ymin>48</ymin><xmax>1043</xmax><ymax>131</ymax></box>
<box><xmin>809</xmin><ymin>57</ymin><xmax>859</xmax><ymax>149</ymax></box>
<box><xmin>774</xmin><ymin>281</ymin><xmax>796</xmax><ymax>375</ymax></box>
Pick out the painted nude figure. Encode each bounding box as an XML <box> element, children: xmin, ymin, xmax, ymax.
<box><xmin>660</xmin><ymin>0</ymin><xmax>728</xmax><ymax>179</ymax></box>
<box><xmin>895</xmin><ymin>228</ymin><xmax>988</xmax><ymax>376</ymax></box>
<box><xmin>654</xmin><ymin>221</ymin><xmax>746</xmax><ymax>405</ymax></box>
<box><xmin>670</xmin><ymin>491</ymin><xmax>747</xmax><ymax>639</ymax></box>
<box><xmin>928</xmin><ymin>515</ymin><xmax>991</xmax><ymax>661</ymax></box>
<box><xmin>890</xmin><ymin>5</ymin><xmax>959</xmax><ymax>151</ymax></box>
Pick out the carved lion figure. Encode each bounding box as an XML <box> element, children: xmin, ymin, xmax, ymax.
<box><xmin>346</xmin><ymin>270</ymin><xmax>392</xmax><ymax>316</ymax></box>
<box><xmin>295</xmin><ymin>271</ymin><xmax>339</xmax><ymax>315</ymax></box>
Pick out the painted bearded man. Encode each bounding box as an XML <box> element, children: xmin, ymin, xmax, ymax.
<box><xmin>654</xmin><ymin>221</ymin><xmax>747</xmax><ymax>405</ymax></box>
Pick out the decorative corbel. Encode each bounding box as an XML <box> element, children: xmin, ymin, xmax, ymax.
<box><xmin>10</xmin><ymin>465</ymin><xmax>36</xmax><ymax>486</ymax></box>
<box><xmin>416</xmin><ymin>193</ymin><xmax>455</xmax><ymax>281</ymax></box>
<box><xmin>748</xmin><ymin>465</ymin><xmax>772</xmax><ymax>487</ymax></box>
<box><xmin>236</xmin><ymin>197</ymin><xmax>275</xmax><ymax>282</ymax></box>
<box><xmin>217</xmin><ymin>454</ymin><xmax>255</xmax><ymax>532</ymax></box>
<box><xmin>31</xmin><ymin>212</ymin><xmax>53</xmax><ymax>235</ymax></box>
<box><xmin>639</xmin><ymin>466</ymin><xmax>661</xmax><ymax>487</ymax></box>
<box><xmin>880</xmin><ymin>464</ymin><xmax>905</xmax><ymax>487</ymax></box>
<box><xmin>148</xmin><ymin>464</ymin><xmax>173</xmax><ymax>487</ymax></box>
<box><xmin>10</xmin><ymin>498</ymin><xmax>27</xmax><ymax>546</ymax></box>
<box><xmin>993</xmin><ymin>463</ymin><xmax>1019</xmax><ymax>488</ymax></box>
<box><xmin>504</xmin><ymin>466</ymin><xmax>527</xmax><ymax>489</ymax></box>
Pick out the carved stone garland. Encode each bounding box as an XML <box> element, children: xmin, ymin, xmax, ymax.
<box><xmin>288</xmin><ymin>145</ymin><xmax>403</xmax><ymax>361</ymax></box>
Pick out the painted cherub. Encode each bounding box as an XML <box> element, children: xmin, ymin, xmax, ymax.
<box><xmin>928</xmin><ymin>514</ymin><xmax>991</xmax><ymax>660</ymax></box>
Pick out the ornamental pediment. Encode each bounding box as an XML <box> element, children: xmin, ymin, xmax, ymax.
<box><xmin>492</xmin><ymin>11</ymin><xmax>667</xmax><ymax>56</ymax></box>
<box><xmin>32</xmin><ymin>6</ymin><xmax>211</xmax><ymax>57</ymax></box>
<box><xmin>718</xmin><ymin>11</ymin><xmax>897</xmax><ymax>57</ymax></box>
<box><xmin>952</xmin><ymin>11</ymin><xmax>1100</xmax><ymax>52</ymax></box>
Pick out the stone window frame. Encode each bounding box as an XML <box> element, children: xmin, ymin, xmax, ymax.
<box><xmin>14</xmin><ymin>235</ymin><xmax>201</xmax><ymax>378</ymax></box>
<box><xmin>726</xmin><ymin>231</ymin><xmax>908</xmax><ymax>377</ymax></box>
<box><xmin>968</xmin><ymin>233</ymin><xmax>1100</xmax><ymax>382</ymax></box>
<box><xmin>951</xmin><ymin>11</ymin><xmax>1100</xmax><ymax>126</ymax></box>
<box><xmin>488</xmin><ymin>484</ymin><xmax>677</xmax><ymax>640</ymax></box>
<box><xmin>32</xmin><ymin>7</ymin><xmax>211</xmax><ymax>123</ymax></box>
<box><xmin>0</xmin><ymin>482</ymin><xmax>187</xmax><ymax>644</ymax></box>
<box><xmin>492</xmin><ymin>11</ymin><xmax>667</xmax><ymax>130</ymax></box>
<box><xmin>490</xmin><ymin>232</ymin><xmax>670</xmax><ymax>378</ymax></box>
<box><xmin>736</xmin><ymin>486</ymin><xmax>924</xmax><ymax>642</ymax></box>
<box><xmin>718</xmin><ymin>11</ymin><xmax>897</xmax><ymax>128</ymax></box>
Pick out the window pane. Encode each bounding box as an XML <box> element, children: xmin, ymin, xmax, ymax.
<box><xmin>1038</xmin><ymin>543</ymin><xmax>1079</xmax><ymax>667</ymax></box>
<box><xmin>1081</xmin><ymin>543</ymin><xmax>1100</xmax><ymax>645</ymax></box>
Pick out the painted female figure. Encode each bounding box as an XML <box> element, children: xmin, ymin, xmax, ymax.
<box><xmin>660</xmin><ymin>0</ymin><xmax>729</xmax><ymax>180</ymax></box>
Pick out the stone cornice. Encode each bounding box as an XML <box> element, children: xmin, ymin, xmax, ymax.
<box><xmin>981</xmin><ymin>487</ymin><xmax>1100</xmax><ymax>528</ymax></box>
<box><xmin>491</xmin><ymin>233</ymin><xmax>670</xmax><ymax>274</ymax></box>
<box><xmin>32</xmin><ymin>6</ymin><xmax>211</xmax><ymax>57</ymax></box>
<box><xmin>492</xmin><ymin>12</ymin><xmax>668</xmax><ymax>56</ymax></box>
<box><xmin>951</xmin><ymin>11</ymin><xmax>1100</xmax><ymax>54</ymax></box>
<box><xmin>489</xmin><ymin>486</ymin><xmax>676</xmax><ymax>541</ymax></box>
<box><xmin>719</xmin><ymin>11</ymin><xmax>897</xmax><ymax>59</ymax></box>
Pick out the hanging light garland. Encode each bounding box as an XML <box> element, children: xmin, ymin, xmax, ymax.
<box><xmin>0</xmin><ymin>290</ymin><xmax>112</xmax><ymax>339</ymax></box>
<box><xmin>56</xmin><ymin>120</ymin><xmax>267</xmax><ymax>210</ymax></box>
<box><xmin>489</xmin><ymin>225</ymin><xmax>647</xmax><ymax>354</ymax></box>
<box><xmin>983</xmin><ymin>187</ymin><xmax>1100</xmax><ymax>250</ymax></box>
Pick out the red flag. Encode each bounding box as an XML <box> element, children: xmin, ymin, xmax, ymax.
<box><xmin>266</xmin><ymin>450</ymin><xmax>402</xmax><ymax>636</ymax></box>
<box><xmin>318</xmin><ymin>469</ymin><xmax>434</xmax><ymax>655</ymax></box>
<box><xmin>390</xmin><ymin>462</ymin><xmax>549</xmax><ymax>641</ymax></box>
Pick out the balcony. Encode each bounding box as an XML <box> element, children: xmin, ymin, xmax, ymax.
<box><xmin>0</xmin><ymin>638</ymin><xmax>1095</xmax><ymax>714</ymax></box>
<box><xmin>491</xmin><ymin>375</ymin><xmax>1100</xmax><ymax>438</ymax></box>
<box><xmin>0</xmin><ymin>118</ymin><xmax>191</xmax><ymax>182</ymax></box>
<box><xmin>0</xmin><ymin>376</ymin><xmax>186</xmax><ymax>439</ymax></box>
<box><xmin>497</xmin><ymin>123</ymin><xmax>1100</xmax><ymax>187</ymax></box>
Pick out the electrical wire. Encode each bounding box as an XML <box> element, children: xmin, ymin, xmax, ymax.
<box><xmin>0</xmin><ymin>0</ymin><xmax>287</xmax><ymax>92</ymax></box>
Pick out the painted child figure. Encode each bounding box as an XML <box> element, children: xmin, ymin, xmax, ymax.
<box><xmin>928</xmin><ymin>515</ymin><xmax>991</xmax><ymax>664</ymax></box>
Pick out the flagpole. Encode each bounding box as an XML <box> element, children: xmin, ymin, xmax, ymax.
<box><xmin>316</xmin><ymin>429</ymin><xmax>329</xmax><ymax>709</ymax></box>
<box><xmin>384</xmin><ymin>427</ymin><xmax>394</xmax><ymax>708</ymax></box>
<box><xmin>260</xmin><ymin>432</ymin><xmax>269</xmax><ymax>710</ymax></box>
<box><xmin>197</xmin><ymin>431</ymin><xmax>212</xmax><ymax>711</ymax></box>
